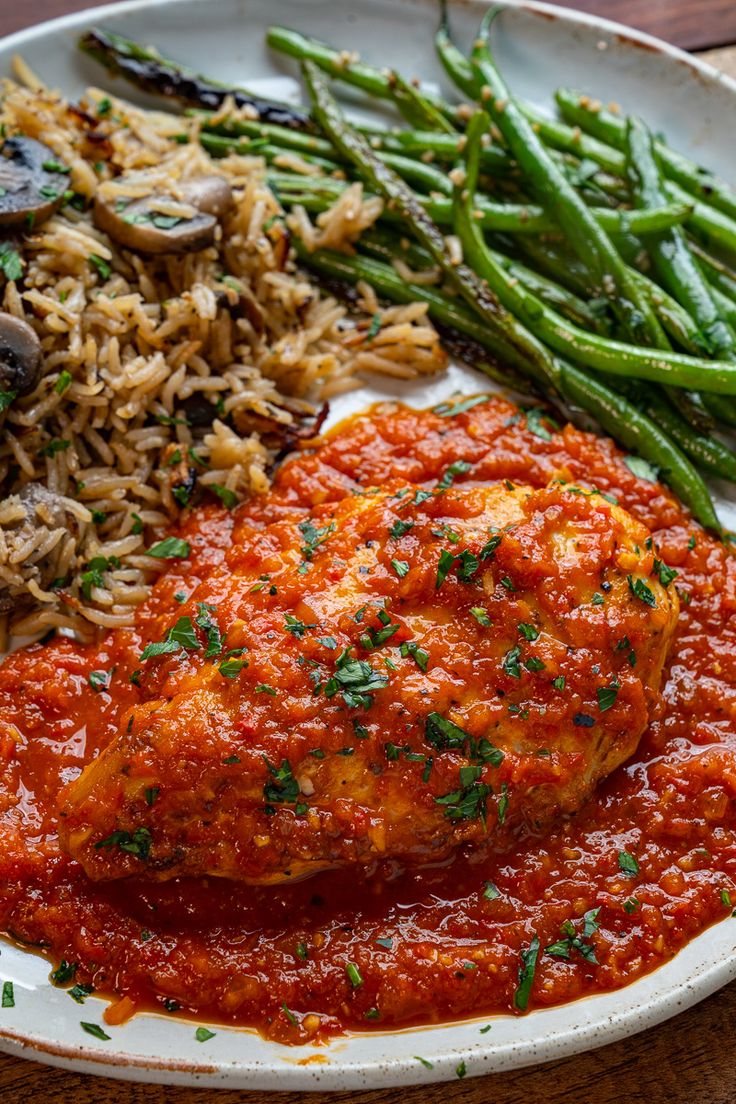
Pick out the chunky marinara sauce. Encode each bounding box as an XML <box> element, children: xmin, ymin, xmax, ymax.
<box><xmin>1</xmin><ymin>397</ymin><xmax>735</xmax><ymax>1044</ymax></box>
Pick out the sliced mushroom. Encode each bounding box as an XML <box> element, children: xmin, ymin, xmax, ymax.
<box><xmin>0</xmin><ymin>313</ymin><xmax>42</xmax><ymax>396</ymax></box>
<box><xmin>0</xmin><ymin>137</ymin><xmax>69</xmax><ymax>229</ymax></box>
<box><xmin>178</xmin><ymin>175</ymin><xmax>233</xmax><ymax>218</ymax></box>
<box><xmin>93</xmin><ymin>173</ymin><xmax>232</xmax><ymax>255</ymax></box>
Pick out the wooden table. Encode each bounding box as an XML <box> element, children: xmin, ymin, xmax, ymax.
<box><xmin>1</xmin><ymin>2</ymin><xmax>735</xmax><ymax>1101</ymax></box>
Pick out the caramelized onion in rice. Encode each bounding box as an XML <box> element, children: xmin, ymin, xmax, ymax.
<box><xmin>0</xmin><ymin>79</ymin><xmax>446</xmax><ymax>640</ymax></box>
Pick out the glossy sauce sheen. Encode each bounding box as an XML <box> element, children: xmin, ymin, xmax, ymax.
<box><xmin>1</xmin><ymin>398</ymin><xmax>735</xmax><ymax>1043</ymax></box>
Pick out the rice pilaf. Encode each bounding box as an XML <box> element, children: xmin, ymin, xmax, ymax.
<box><xmin>0</xmin><ymin>70</ymin><xmax>446</xmax><ymax>644</ymax></box>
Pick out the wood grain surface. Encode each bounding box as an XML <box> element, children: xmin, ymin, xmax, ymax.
<box><xmin>1</xmin><ymin>2</ymin><xmax>736</xmax><ymax>1102</ymax></box>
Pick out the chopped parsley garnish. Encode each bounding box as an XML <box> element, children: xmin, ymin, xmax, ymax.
<box><xmin>456</xmin><ymin>1061</ymin><xmax>467</xmax><ymax>1079</ymax></box>
<box><xmin>435</xmin><ymin>765</ymin><xmax>491</xmax><ymax>823</ymax></box>
<box><xmin>552</xmin><ymin>675</ymin><xmax>566</xmax><ymax>691</ymax></box>
<box><xmin>81</xmin><ymin>1022</ymin><xmax>110</xmax><ymax>1041</ymax></box>
<box><xmin>94</xmin><ymin>827</ymin><xmax>152</xmax><ymax>861</ymax></box>
<box><xmin>653</xmin><ymin>558</ymin><xmax>678</xmax><ymax>587</ymax></box>
<box><xmin>688</xmin><ymin>535</ymin><xmax>697</xmax><ymax>551</ymax></box>
<box><xmin>500</xmin><ymin>575</ymin><xmax>516</xmax><ymax>592</ymax></box>
<box><xmin>324</xmin><ymin>649</ymin><xmax>389</xmax><ymax>709</ymax></box>
<box><xmin>375</xmin><ymin>937</ymin><xmax>393</xmax><ymax>949</ymax></box>
<box><xmin>437</xmin><ymin>459</ymin><xmax>472</xmax><ymax>490</ymax></box>
<box><xmin>69</xmin><ymin>983</ymin><xmax>94</xmax><ymax>1004</ymax></box>
<box><xmin>140</xmin><ymin>615</ymin><xmax>200</xmax><ymax>661</ymax></box>
<box><xmin>0</xmin><ymin>241</ymin><xmax>23</xmax><ymax>282</ymax></box>
<box><xmin>615</xmin><ymin>635</ymin><xmax>637</xmax><ymax>666</ymax></box>
<box><xmin>400</xmin><ymin>641</ymin><xmax>429</xmax><ymax>672</ymax></box>
<box><xmin>470</xmin><ymin>606</ymin><xmax>492</xmax><ymax>626</ymax></box>
<box><xmin>483</xmin><ymin>881</ymin><xmax>501</xmax><ymax>901</ymax></box>
<box><xmin>296</xmin><ymin>942</ymin><xmax>309</xmax><ymax>960</ymax></box>
<box><xmin>146</xmin><ymin>536</ymin><xmax>190</xmax><ymax>559</ymax></box>
<box><xmin>219</xmin><ymin>656</ymin><xmax>247</xmax><ymax>679</ymax></box>
<box><xmin>255</xmin><ymin>683</ymin><xmax>277</xmax><ymax>696</ymax></box>
<box><xmin>0</xmin><ymin>389</ymin><xmax>16</xmax><ymax>414</ymax></box>
<box><xmin>55</xmin><ymin>370</ymin><xmax>72</xmax><ymax>394</ymax></box>
<box><xmin>195</xmin><ymin>1027</ymin><xmax>216</xmax><ymax>1042</ymax></box>
<box><xmin>434</xmin><ymin>394</ymin><xmax>492</xmax><ymax>417</ymax></box>
<box><xmin>80</xmin><ymin>554</ymin><xmax>120</xmax><ymax>600</ymax></box>
<box><xmin>502</xmin><ymin>645</ymin><xmax>522</xmax><ymax>679</ymax></box>
<box><xmin>425</xmin><ymin>712</ymin><xmax>471</xmax><ymax>751</ymax></box>
<box><xmin>497</xmin><ymin>782</ymin><xmax>509</xmax><ymax>824</ymax></box>
<box><xmin>298</xmin><ymin>518</ymin><xmax>335</xmax><ymax>567</ymax></box>
<box><xmin>545</xmin><ymin>907</ymin><xmax>600</xmax><ymax>963</ymax></box>
<box><xmin>131</xmin><ymin>513</ymin><xmax>144</xmax><ymax>535</ymax></box>
<box><xmin>89</xmin><ymin>253</ymin><xmax>111</xmax><ymax>279</ymax></box>
<box><xmin>2</xmin><ymin>981</ymin><xmax>14</xmax><ymax>1008</ymax></box>
<box><xmin>591</xmin><ymin>592</ymin><xmax>605</xmax><ymax>606</ymax></box>
<box><xmin>39</xmin><ymin>438</ymin><xmax>71</xmax><ymax>457</ymax></box>
<box><xmin>627</xmin><ymin>575</ymin><xmax>656</xmax><ymax>607</ymax></box>
<box><xmin>388</xmin><ymin>518</ymin><xmax>413</xmax><ymax>539</ymax></box>
<box><xmin>360</xmin><ymin>610</ymin><xmax>400</xmax><ymax>650</ymax></box>
<box><xmin>88</xmin><ymin>670</ymin><xmax>110</xmax><ymax>692</ymax></box>
<box><xmin>51</xmin><ymin>961</ymin><xmax>78</xmax><ymax>986</ymax></box>
<box><xmin>596</xmin><ymin>682</ymin><xmax>620</xmax><ymax>712</ymax></box>
<box><xmin>436</xmin><ymin>548</ymin><xmax>457</xmax><ymax>590</ymax></box>
<box><xmin>318</xmin><ymin>636</ymin><xmax>337</xmax><ymax>650</ymax></box>
<box><xmin>284</xmin><ymin>613</ymin><xmax>316</xmax><ymax>639</ymax></box>
<box><xmin>263</xmin><ymin>757</ymin><xmax>300</xmax><ymax>808</ymax></box>
<box><xmin>391</xmin><ymin>558</ymin><xmax>410</xmax><ymax>578</ymax></box>
<box><xmin>513</xmin><ymin>934</ymin><xmax>540</xmax><ymax>1011</ymax></box>
<box><xmin>365</xmin><ymin>312</ymin><xmax>382</xmax><ymax>341</ymax></box>
<box><xmin>346</xmin><ymin>962</ymin><xmax>364</xmax><ymax>989</ymax></box>
<box><xmin>210</xmin><ymin>484</ymin><xmax>239</xmax><ymax>509</ymax></box>
<box><xmin>415</xmin><ymin>1056</ymin><xmax>434</xmax><ymax>1069</ymax></box>
<box><xmin>618</xmin><ymin>850</ymin><xmax>639</xmax><ymax>877</ymax></box>
<box><xmin>623</xmin><ymin>897</ymin><xmax>640</xmax><ymax>914</ymax></box>
<box><xmin>518</xmin><ymin>622</ymin><xmax>539</xmax><ymax>641</ymax></box>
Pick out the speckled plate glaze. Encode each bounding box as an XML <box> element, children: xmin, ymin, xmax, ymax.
<box><xmin>1</xmin><ymin>0</ymin><xmax>736</xmax><ymax>1090</ymax></box>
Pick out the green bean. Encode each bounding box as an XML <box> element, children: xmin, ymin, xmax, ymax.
<box><xmin>199</xmin><ymin>132</ymin><xmax>340</xmax><ymax>172</ymax></box>
<box><xmin>555</xmin><ymin>88</ymin><xmax>736</xmax><ymax>223</ymax></box>
<box><xmin>689</xmin><ymin>241</ymin><xmax>736</xmax><ymax>304</ymax></box>
<box><xmin>510</xmin><ymin>235</ymin><xmax>709</xmax><ymax>357</ymax></box>
<box><xmin>358</xmin><ymin>226</ymin><xmax>610</xmax><ymax>333</ymax></box>
<box><xmin>266</xmin><ymin>167</ymin><xmax>692</xmax><ymax>236</ymax></box>
<box><xmin>666</xmin><ymin>181</ymin><xmax>736</xmax><ymax>265</ymax></box>
<box><xmin>294</xmin><ymin>239</ymin><xmax>719</xmax><ymax>529</ymax></box>
<box><xmin>467</xmin><ymin>13</ymin><xmax>666</xmax><ymax>348</ymax></box>
<box><xmin>557</xmin><ymin>371</ymin><xmax>720</xmax><ymax>531</ymax></box>
<box><xmin>387</xmin><ymin>70</ymin><xmax>457</xmax><ymax>133</ymax></box>
<box><xmin>456</xmin><ymin>113</ymin><xmax>736</xmax><ymax>395</ymax></box>
<box><xmin>624</xmin><ymin>115</ymin><xmax>736</xmax><ymax>359</ymax></box>
<box><xmin>195</xmin><ymin>114</ymin><xmax>336</xmax><ymax>156</ymax></box>
<box><xmin>624</xmin><ymin>384</ymin><xmax>736</xmax><ymax>482</ymax></box>
<box><xmin>301</xmin><ymin>59</ymin><xmax>562</xmax><ymax>388</ymax></box>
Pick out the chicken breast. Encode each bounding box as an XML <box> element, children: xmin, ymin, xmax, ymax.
<box><xmin>58</xmin><ymin>477</ymin><xmax>678</xmax><ymax>883</ymax></box>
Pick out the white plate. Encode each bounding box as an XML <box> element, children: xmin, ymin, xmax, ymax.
<box><xmin>2</xmin><ymin>0</ymin><xmax>736</xmax><ymax>1090</ymax></box>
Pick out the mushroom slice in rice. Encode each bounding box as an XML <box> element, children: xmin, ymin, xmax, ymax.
<box><xmin>0</xmin><ymin>313</ymin><xmax>42</xmax><ymax>396</ymax></box>
<box><xmin>93</xmin><ymin>173</ymin><xmax>232</xmax><ymax>254</ymax></box>
<box><xmin>0</xmin><ymin>137</ymin><xmax>70</xmax><ymax>229</ymax></box>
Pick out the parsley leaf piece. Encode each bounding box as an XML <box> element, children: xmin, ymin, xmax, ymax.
<box><xmin>94</xmin><ymin>827</ymin><xmax>152</xmax><ymax>861</ymax></box>
<box><xmin>400</xmin><ymin>640</ymin><xmax>429</xmax><ymax>672</ymax></box>
<box><xmin>436</xmin><ymin>548</ymin><xmax>457</xmax><ymax>589</ymax></box>
<box><xmin>89</xmin><ymin>253</ymin><xmax>111</xmax><ymax>279</ymax></box>
<box><xmin>654</xmin><ymin>557</ymin><xmax>678</xmax><ymax>587</ymax></box>
<box><xmin>146</xmin><ymin>536</ymin><xmax>190</xmax><ymax>559</ymax></box>
<box><xmin>210</xmin><ymin>483</ymin><xmax>238</xmax><ymax>509</ymax></box>
<box><xmin>346</xmin><ymin>962</ymin><xmax>364</xmax><ymax>988</ymax></box>
<box><xmin>2</xmin><ymin>981</ymin><xmax>14</xmax><ymax>1008</ymax></box>
<box><xmin>391</xmin><ymin>558</ymin><xmax>410</xmax><ymax>578</ymax></box>
<box><xmin>513</xmin><ymin>934</ymin><xmax>540</xmax><ymax>1011</ymax></box>
<box><xmin>389</xmin><ymin>518</ymin><xmax>414</xmax><ymax>540</ymax></box>
<box><xmin>81</xmin><ymin>1022</ymin><xmax>111</xmax><ymax>1041</ymax></box>
<box><xmin>483</xmin><ymin>881</ymin><xmax>500</xmax><ymax>901</ymax></box>
<box><xmin>618</xmin><ymin>850</ymin><xmax>639</xmax><ymax>877</ymax></box>
<box><xmin>627</xmin><ymin>575</ymin><xmax>656</xmax><ymax>607</ymax></box>
<box><xmin>502</xmin><ymin>645</ymin><xmax>522</xmax><ymax>679</ymax></box>
<box><xmin>437</xmin><ymin>459</ymin><xmax>472</xmax><ymax>490</ymax></box>
<box><xmin>195</xmin><ymin>1027</ymin><xmax>216</xmax><ymax>1042</ymax></box>
<box><xmin>596</xmin><ymin>682</ymin><xmax>620</xmax><ymax>712</ymax></box>
<box><xmin>470</xmin><ymin>606</ymin><xmax>492</xmax><ymax>626</ymax></box>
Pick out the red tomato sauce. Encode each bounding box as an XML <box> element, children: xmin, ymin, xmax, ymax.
<box><xmin>1</xmin><ymin>396</ymin><xmax>735</xmax><ymax>1044</ymax></box>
